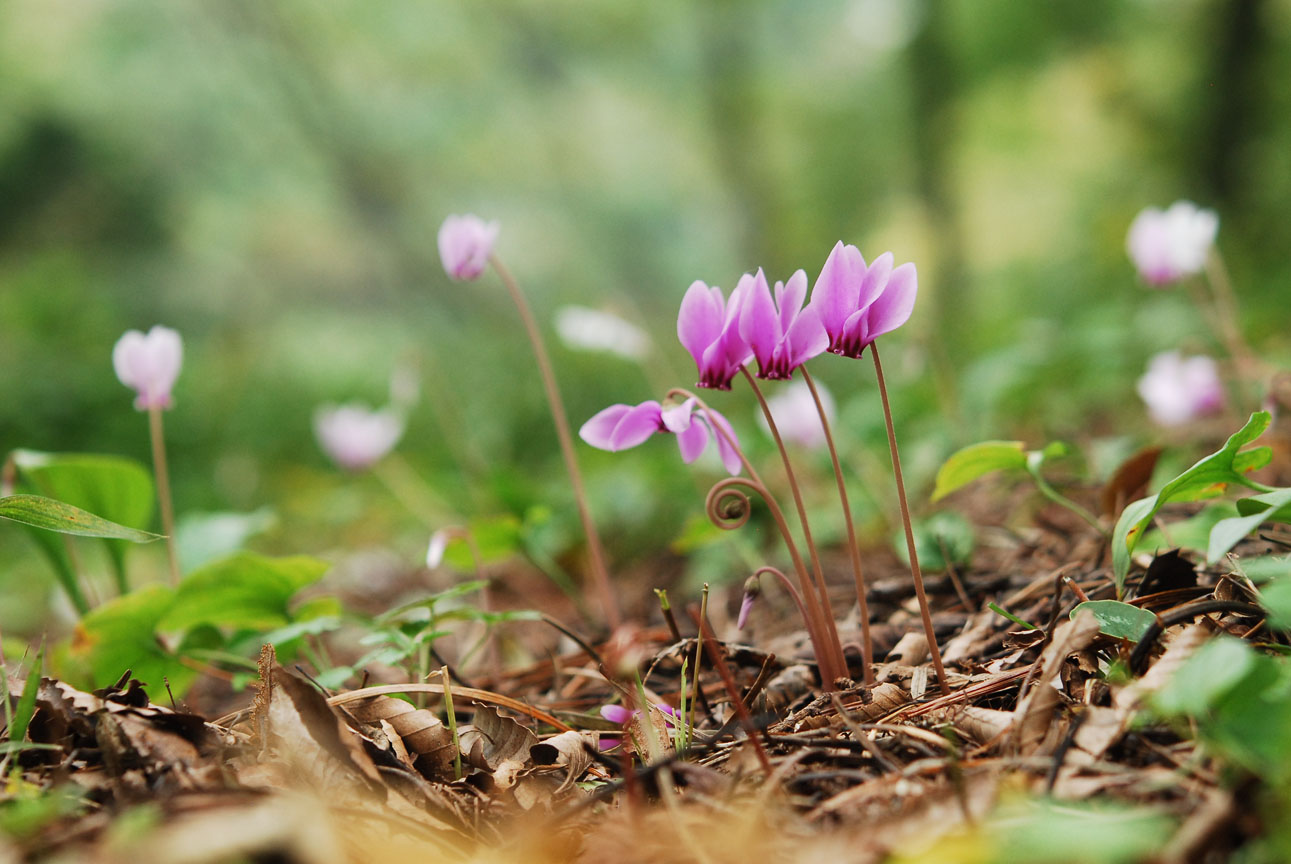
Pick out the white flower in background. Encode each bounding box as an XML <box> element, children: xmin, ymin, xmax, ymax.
<box><xmin>113</xmin><ymin>325</ymin><xmax>183</xmax><ymax>410</ymax></box>
<box><xmin>1137</xmin><ymin>351</ymin><xmax>1225</xmax><ymax>427</ymax></box>
<box><xmin>1126</xmin><ymin>201</ymin><xmax>1218</xmax><ymax>286</ymax></box>
<box><xmin>554</xmin><ymin>305</ymin><xmax>650</xmax><ymax>360</ymax></box>
<box><xmin>314</xmin><ymin>403</ymin><xmax>404</xmax><ymax>471</ymax></box>
<box><xmin>759</xmin><ymin>379</ymin><xmax>834</xmax><ymax>449</ymax></box>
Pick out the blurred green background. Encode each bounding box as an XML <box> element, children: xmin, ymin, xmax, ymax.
<box><xmin>2</xmin><ymin>0</ymin><xmax>1289</xmax><ymax>633</ymax></box>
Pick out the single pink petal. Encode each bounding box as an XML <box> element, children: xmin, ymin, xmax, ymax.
<box><xmin>660</xmin><ymin>398</ymin><xmax>696</xmax><ymax>434</ymax></box>
<box><xmin>608</xmin><ymin>401</ymin><xmax>665</xmax><ymax>449</ymax></box>
<box><xmin>736</xmin><ymin>590</ymin><xmax>756</xmax><ymax>630</ymax></box>
<box><xmin>777</xmin><ymin>270</ymin><xmax>809</xmax><ymax>333</ymax></box>
<box><xmin>600</xmin><ymin>704</ymin><xmax>634</xmax><ymax>725</ymax></box>
<box><xmin>783</xmin><ymin>303</ymin><xmax>829</xmax><ymax>369</ymax></box>
<box><xmin>426</xmin><ymin>530</ymin><xmax>451</xmax><ymax>569</ymax></box>
<box><xmin>704</xmin><ymin>408</ymin><xmax>743</xmax><ymax>476</ymax></box>
<box><xmin>677</xmin><ymin>281</ymin><xmax>724</xmax><ymax>368</ymax></box>
<box><xmin>860</xmin><ymin>261</ymin><xmax>917</xmax><ymax>342</ymax></box>
<box><xmin>737</xmin><ymin>269</ymin><xmax>779</xmax><ymax>372</ymax></box>
<box><xmin>855</xmin><ymin>251</ymin><xmax>894</xmax><ymax>313</ymax></box>
<box><xmin>674</xmin><ymin>416</ymin><xmax>710</xmax><ymax>464</ymax></box>
<box><xmin>579</xmin><ymin>404</ymin><xmax>635</xmax><ymax>450</ymax></box>
<box><xmin>809</xmin><ymin>241</ymin><xmax>864</xmax><ymax>339</ymax></box>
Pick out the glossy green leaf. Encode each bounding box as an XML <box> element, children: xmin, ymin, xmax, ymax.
<box><xmin>8</xmin><ymin>641</ymin><xmax>45</xmax><ymax>747</ymax></box>
<box><xmin>931</xmin><ymin>441</ymin><xmax>1026</xmax><ymax>502</ymax></box>
<box><xmin>158</xmin><ymin>552</ymin><xmax>329</xmax><ymax>631</ymax></box>
<box><xmin>1112</xmin><ymin>412</ymin><xmax>1273</xmax><ymax>592</ymax></box>
<box><xmin>63</xmin><ymin>585</ymin><xmax>194</xmax><ymax>693</ymax></box>
<box><xmin>0</xmin><ymin>495</ymin><xmax>162</xmax><ymax>542</ymax></box>
<box><xmin>1071</xmin><ymin>600</ymin><xmax>1157</xmax><ymax>641</ymax></box>
<box><xmin>1208</xmin><ymin>487</ymin><xmax>1291</xmax><ymax>563</ymax></box>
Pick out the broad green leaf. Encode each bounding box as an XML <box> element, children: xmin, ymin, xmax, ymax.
<box><xmin>1208</xmin><ymin>487</ymin><xmax>1291</xmax><ymax>563</ymax></box>
<box><xmin>0</xmin><ymin>495</ymin><xmax>161</xmax><ymax>543</ymax></box>
<box><xmin>931</xmin><ymin>441</ymin><xmax>1026</xmax><ymax>501</ymax></box>
<box><xmin>10</xmin><ymin>451</ymin><xmax>155</xmax><ymax>594</ymax></box>
<box><xmin>1070</xmin><ymin>600</ymin><xmax>1157</xmax><ymax>641</ymax></box>
<box><xmin>1260</xmin><ymin>578</ymin><xmax>1291</xmax><ymax>631</ymax></box>
<box><xmin>62</xmin><ymin>585</ymin><xmax>193</xmax><ymax>693</ymax></box>
<box><xmin>1112</xmin><ymin>412</ymin><xmax>1273</xmax><ymax>592</ymax></box>
<box><xmin>990</xmin><ymin>797</ymin><xmax>1173</xmax><ymax>864</ymax></box>
<box><xmin>158</xmin><ymin>552</ymin><xmax>329</xmax><ymax>632</ymax></box>
<box><xmin>174</xmin><ymin>508</ymin><xmax>276</xmax><ymax>572</ymax></box>
<box><xmin>1238</xmin><ymin>555</ymin><xmax>1291</xmax><ymax>584</ymax></box>
<box><xmin>1137</xmin><ymin>502</ymin><xmax>1238</xmax><ymax>556</ymax></box>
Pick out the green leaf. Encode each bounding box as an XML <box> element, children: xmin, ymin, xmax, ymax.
<box><xmin>931</xmin><ymin>441</ymin><xmax>1026</xmax><ymax>501</ymax></box>
<box><xmin>377</xmin><ymin>580</ymin><xmax>488</xmax><ymax>624</ymax></box>
<box><xmin>1071</xmin><ymin>600</ymin><xmax>1157</xmax><ymax>641</ymax></box>
<box><xmin>988</xmin><ymin>602</ymin><xmax>1039</xmax><ymax>630</ymax></box>
<box><xmin>1137</xmin><ymin>502</ymin><xmax>1238</xmax><ymax>555</ymax></box>
<box><xmin>1208</xmin><ymin>487</ymin><xmax>1291</xmax><ymax>563</ymax></box>
<box><xmin>0</xmin><ymin>495</ymin><xmax>162</xmax><ymax>543</ymax></box>
<box><xmin>158</xmin><ymin>552</ymin><xmax>329</xmax><ymax>632</ymax></box>
<box><xmin>9</xmin><ymin>641</ymin><xmax>45</xmax><ymax>748</ymax></box>
<box><xmin>1112</xmin><ymin>412</ymin><xmax>1273</xmax><ymax>592</ymax></box>
<box><xmin>63</xmin><ymin>585</ymin><xmax>193</xmax><ymax>693</ymax></box>
<box><xmin>1260</xmin><ymin>578</ymin><xmax>1291</xmax><ymax>631</ymax></box>
<box><xmin>991</xmin><ymin>797</ymin><xmax>1173</xmax><ymax>864</ymax></box>
<box><xmin>10</xmin><ymin>451</ymin><xmax>156</xmax><ymax>594</ymax></box>
<box><xmin>174</xmin><ymin>508</ymin><xmax>276</xmax><ymax>572</ymax></box>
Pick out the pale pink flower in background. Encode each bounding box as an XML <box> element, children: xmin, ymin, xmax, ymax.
<box><xmin>1126</xmin><ymin>201</ymin><xmax>1218</xmax><ymax>286</ymax></box>
<box><xmin>438</xmin><ymin>214</ymin><xmax>499</xmax><ymax>281</ymax></box>
<box><xmin>759</xmin><ymin>379</ymin><xmax>834</xmax><ymax>449</ymax></box>
<box><xmin>113</xmin><ymin>325</ymin><xmax>183</xmax><ymax>410</ymax></box>
<box><xmin>554</xmin><ymin>305</ymin><xmax>650</xmax><ymax>360</ymax></box>
<box><xmin>425</xmin><ymin>529</ymin><xmax>450</xmax><ymax>569</ymax></box>
<box><xmin>314</xmin><ymin>403</ymin><xmax>404</xmax><ymax>471</ymax></box>
<box><xmin>1137</xmin><ymin>351</ymin><xmax>1225</xmax><ymax>426</ymax></box>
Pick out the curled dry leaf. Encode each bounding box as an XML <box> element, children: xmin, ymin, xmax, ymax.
<box><xmin>530</xmin><ymin>729</ymin><xmax>597</xmax><ymax>794</ymax></box>
<box><xmin>457</xmin><ymin>705</ymin><xmax>539</xmax><ymax>773</ymax></box>
<box><xmin>1010</xmin><ymin>608</ymin><xmax>1101</xmax><ymax>757</ymax></box>
<box><xmin>344</xmin><ymin>693</ymin><xmax>455</xmax><ymax>779</ymax></box>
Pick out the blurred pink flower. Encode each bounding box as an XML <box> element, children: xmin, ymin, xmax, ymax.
<box><xmin>737</xmin><ymin>268</ymin><xmax>829</xmax><ymax>380</ymax></box>
<box><xmin>760</xmin><ymin>379</ymin><xmax>834</xmax><ymax>450</ymax></box>
<box><xmin>598</xmin><ymin>702</ymin><xmax>680</xmax><ymax>750</ymax></box>
<box><xmin>438</xmin><ymin>214</ymin><xmax>499</xmax><ymax>281</ymax></box>
<box><xmin>1136</xmin><ymin>351</ymin><xmax>1225</xmax><ymax>426</ymax></box>
<box><xmin>113</xmin><ymin>325</ymin><xmax>183</xmax><ymax>410</ymax></box>
<box><xmin>809</xmin><ymin>242</ymin><xmax>917</xmax><ymax>358</ymax></box>
<box><xmin>314</xmin><ymin>403</ymin><xmax>404</xmax><ymax>471</ymax></box>
<box><xmin>1126</xmin><ymin>201</ymin><xmax>1218</xmax><ymax>286</ymax></box>
<box><xmin>579</xmin><ymin>398</ymin><xmax>742</xmax><ymax>475</ymax></box>
<box><xmin>678</xmin><ymin>279</ymin><xmax>754</xmax><ymax>390</ymax></box>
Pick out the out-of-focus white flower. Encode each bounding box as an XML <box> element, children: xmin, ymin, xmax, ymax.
<box><xmin>758</xmin><ymin>379</ymin><xmax>834</xmax><ymax>449</ymax></box>
<box><xmin>426</xmin><ymin>529</ymin><xmax>450</xmax><ymax>569</ymax></box>
<box><xmin>314</xmin><ymin>403</ymin><xmax>404</xmax><ymax>471</ymax></box>
<box><xmin>1126</xmin><ymin>201</ymin><xmax>1218</xmax><ymax>286</ymax></box>
<box><xmin>113</xmin><ymin>326</ymin><xmax>183</xmax><ymax>410</ymax></box>
<box><xmin>554</xmin><ymin>306</ymin><xmax>650</xmax><ymax>360</ymax></box>
<box><xmin>438</xmin><ymin>214</ymin><xmax>499</xmax><ymax>281</ymax></box>
<box><xmin>1137</xmin><ymin>351</ymin><xmax>1225</xmax><ymax>427</ymax></box>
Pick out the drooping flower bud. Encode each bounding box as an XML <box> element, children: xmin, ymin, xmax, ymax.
<box><xmin>437</xmin><ymin>214</ymin><xmax>499</xmax><ymax>281</ymax></box>
<box><xmin>113</xmin><ymin>326</ymin><xmax>183</xmax><ymax>411</ymax></box>
<box><xmin>737</xmin><ymin>574</ymin><xmax>762</xmax><ymax>630</ymax></box>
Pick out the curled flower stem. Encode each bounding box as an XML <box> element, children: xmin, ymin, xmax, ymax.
<box><xmin>870</xmin><ymin>343</ymin><xmax>949</xmax><ymax>696</ymax></box>
<box><xmin>671</xmin><ymin>386</ymin><xmax>843</xmax><ymax>687</ymax></box>
<box><xmin>740</xmin><ymin>367</ymin><xmax>848</xmax><ymax>683</ymax></box>
<box><xmin>801</xmin><ymin>366</ymin><xmax>874</xmax><ymax>685</ymax></box>
<box><xmin>489</xmin><ymin>254</ymin><xmax>619</xmax><ymax>630</ymax></box>
<box><xmin>751</xmin><ymin>566</ymin><xmax>812</xmax><ymax>640</ymax></box>
<box><xmin>148</xmin><ymin>406</ymin><xmax>181</xmax><ymax>587</ymax></box>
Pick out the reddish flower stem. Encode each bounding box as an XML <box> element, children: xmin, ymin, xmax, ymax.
<box><xmin>489</xmin><ymin>255</ymin><xmax>620</xmax><ymax>630</ymax></box>
<box><xmin>870</xmin><ymin>343</ymin><xmax>949</xmax><ymax>695</ymax></box>
<box><xmin>800</xmin><ymin>366</ymin><xmax>874</xmax><ymax>685</ymax></box>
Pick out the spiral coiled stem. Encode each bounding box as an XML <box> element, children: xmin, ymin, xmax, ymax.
<box><xmin>705</xmin><ymin>477</ymin><xmax>758</xmax><ymax>531</ymax></box>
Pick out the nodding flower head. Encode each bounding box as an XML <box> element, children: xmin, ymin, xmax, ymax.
<box><xmin>437</xmin><ymin>214</ymin><xmax>499</xmax><ymax>281</ymax></box>
<box><xmin>113</xmin><ymin>326</ymin><xmax>183</xmax><ymax>411</ymax></box>
<box><xmin>808</xmin><ymin>242</ymin><xmax>917</xmax><ymax>359</ymax></box>
<box><xmin>1136</xmin><ymin>351</ymin><xmax>1225</xmax><ymax>427</ymax></box>
<box><xmin>579</xmin><ymin>397</ymin><xmax>742</xmax><ymax>475</ymax></box>
<box><xmin>737</xmin><ymin>268</ymin><xmax>829</xmax><ymax>380</ymax></box>
<box><xmin>1126</xmin><ymin>201</ymin><xmax>1218</xmax><ymax>286</ymax></box>
<box><xmin>736</xmin><ymin>574</ymin><xmax>762</xmax><ymax>630</ymax></box>
<box><xmin>678</xmin><ymin>279</ymin><xmax>754</xmax><ymax>390</ymax></box>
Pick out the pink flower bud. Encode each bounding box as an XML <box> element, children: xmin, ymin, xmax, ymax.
<box><xmin>313</xmin><ymin>403</ymin><xmax>404</xmax><ymax>471</ymax></box>
<box><xmin>437</xmin><ymin>214</ymin><xmax>499</xmax><ymax>281</ymax></box>
<box><xmin>112</xmin><ymin>326</ymin><xmax>183</xmax><ymax>411</ymax></box>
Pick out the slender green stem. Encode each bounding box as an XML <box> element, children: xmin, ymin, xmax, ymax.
<box><xmin>1028</xmin><ymin>469</ymin><xmax>1107</xmax><ymax>537</ymax></box>
<box><xmin>1204</xmin><ymin>250</ymin><xmax>1261</xmax><ymax>384</ymax></box>
<box><xmin>667</xmin><ymin>387</ymin><xmax>843</xmax><ymax>687</ymax></box>
<box><xmin>870</xmin><ymin>343</ymin><xmax>949</xmax><ymax>696</ymax></box>
<box><xmin>489</xmin><ymin>255</ymin><xmax>619</xmax><ymax>630</ymax></box>
<box><xmin>148</xmin><ymin>406</ymin><xmax>181</xmax><ymax>587</ymax></box>
<box><xmin>740</xmin><ymin>368</ymin><xmax>848</xmax><ymax>683</ymax></box>
<box><xmin>801</xmin><ymin>366</ymin><xmax>874</xmax><ymax>685</ymax></box>
<box><xmin>440</xmin><ymin>666</ymin><xmax>463</xmax><ymax>781</ymax></box>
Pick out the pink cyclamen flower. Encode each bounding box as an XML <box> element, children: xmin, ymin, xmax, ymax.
<box><xmin>579</xmin><ymin>398</ymin><xmax>742</xmax><ymax>475</ymax></box>
<box><xmin>113</xmin><ymin>326</ymin><xmax>183</xmax><ymax>410</ymax></box>
<box><xmin>737</xmin><ymin>268</ymin><xmax>829</xmax><ymax>380</ymax></box>
<box><xmin>313</xmin><ymin>403</ymin><xmax>404</xmax><ymax>471</ymax></box>
<box><xmin>736</xmin><ymin>574</ymin><xmax>762</xmax><ymax>630</ymax></box>
<box><xmin>598</xmin><ymin>702</ymin><xmax>680</xmax><ymax>749</ymax></box>
<box><xmin>1136</xmin><ymin>351</ymin><xmax>1225</xmax><ymax>427</ymax></box>
<box><xmin>678</xmin><ymin>279</ymin><xmax>754</xmax><ymax>389</ymax></box>
<box><xmin>808</xmin><ymin>242</ymin><xmax>917</xmax><ymax>359</ymax></box>
<box><xmin>760</xmin><ymin>378</ymin><xmax>834</xmax><ymax>450</ymax></box>
<box><xmin>438</xmin><ymin>214</ymin><xmax>500</xmax><ymax>281</ymax></box>
<box><xmin>1126</xmin><ymin>201</ymin><xmax>1218</xmax><ymax>286</ymax></box>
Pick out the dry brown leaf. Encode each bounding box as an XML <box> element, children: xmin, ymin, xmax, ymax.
<box><xmin>1102</xmin><ymin>445</ymin><xmax>1163</xmax><ymax>517</ymax></box>
<box><xmin>530</xmin><ymin>730</ymin><xmax>597</xmax><ymax>794</ymax></box>
<box><xmin>457</xmin><ymin>705</ymin><xmax>538</xmax><ymax>773</ymax></box>
<box><xmin>1010</xmin><ymin>608</ymin><xmax>1100</xmax><ymax>756</ymax></box>
<box><xmin>344</xmin><ymin>693</ymin><xmax>455</xmax><ymax>779</ymax></box>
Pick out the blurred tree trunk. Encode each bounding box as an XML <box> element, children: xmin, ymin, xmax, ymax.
<box><xmin>1199</xmin><ymin>0</ymin><xmax>1267</xmax><ymax>210</ymax></box>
